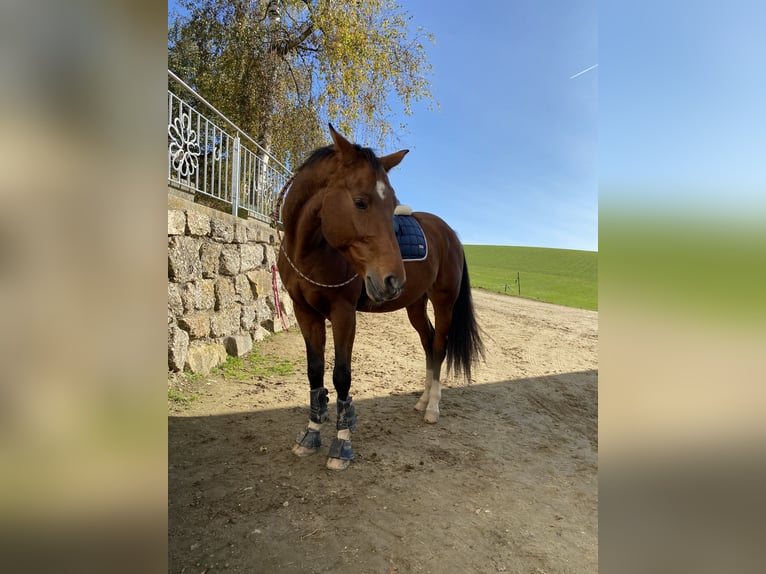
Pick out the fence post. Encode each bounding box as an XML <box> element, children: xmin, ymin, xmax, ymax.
<box><xmin>231</xmin><ymin>135</ymin><xmax>241</xmax><ymax>217</ymax></box>
<box><xmin>517</xmin><ymin>271</ymin><xmax>521</xmax><ymax>296</ymax></box>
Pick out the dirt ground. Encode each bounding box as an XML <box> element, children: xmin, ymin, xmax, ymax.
<box><xmin>168</xmin><ymin>289</ymin><xmax>598</xmax><ymax>573</ymax></box>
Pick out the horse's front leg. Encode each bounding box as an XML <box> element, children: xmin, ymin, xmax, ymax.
<box><xmin>326</xmin><ymin>308</ymin><xmax>357</xmax><ymax>471</ymax></box>
<box><xmin>292</xmin><ymin>306</ymin><xmax>328</xmax><ymax>457</ymax></box>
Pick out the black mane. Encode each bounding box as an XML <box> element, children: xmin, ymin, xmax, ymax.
<box><xmin>298</xmin><ymin>143</ymin><xmax>382</xmax><ymax>172</ymax></box>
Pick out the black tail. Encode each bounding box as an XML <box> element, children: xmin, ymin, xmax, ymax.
<box><xmin>446</xmin><ymin>257</ymin><xmax>485</xmax><ymax>382</ymax></box>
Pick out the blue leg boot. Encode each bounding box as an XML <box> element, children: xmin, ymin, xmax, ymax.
<box><xmin>326</xmin><ymin>396</ymin><xmax>357</xmax><ymax>470</ymax></box>
<box><xmin>293</xmin><ymin>388</ymin><xmax>328</xmax><ymax>456</ymax></box>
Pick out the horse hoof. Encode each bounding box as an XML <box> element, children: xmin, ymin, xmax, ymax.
<box><xmin>414</xmin><ymin>400</ymin><xmax>427</xmax><ymax>412</ymax></box>
<box><xmin>424</xmin><ymin>409</ymin><xmax>439</xmax><ymax>424</ymax></box>
<box><xmin>326</xmin><ymin>457</ymin><xmax>351</xmax><ymax>471</ymax></box>
<box><xmin>292</xmin><ymin>444</ymin><xmax>320</xmax><ymax>457</ymax></box>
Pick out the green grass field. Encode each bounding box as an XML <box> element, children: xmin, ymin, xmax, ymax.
<box><xmin>463</xmin><ymin>245</ymin><xmax>598</xmax><ymax>311</ymax></box>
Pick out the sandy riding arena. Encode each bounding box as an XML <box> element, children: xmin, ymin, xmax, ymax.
<box><xmin>169</xmin><ymin>289</ymin><xmax>598</xmax><ymax>573</ymax></box>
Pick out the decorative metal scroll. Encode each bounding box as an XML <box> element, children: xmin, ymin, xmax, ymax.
<box><xmin>168</xmin><ymin>111</ymin><xmax>201</xmax><ymax>178</ymax></box>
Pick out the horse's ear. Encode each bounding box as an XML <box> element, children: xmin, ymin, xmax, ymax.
<box><xmin>380</xmin><ymin>149</ymin><xmax>409</xmax><ymax>172</ymax></box>
<box><xmin>329</xmin><ymin>123</ymin><xmax>354</xmax><ymax>157</ymax></box>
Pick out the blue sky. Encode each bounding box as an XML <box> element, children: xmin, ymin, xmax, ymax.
<box><xmin>600</xmin><ymin>0</ymin><xmax>766</xmax><ymax>218</ymax></box>
<box><xmin>383</xmin><ymin>1</ymin><xmax>598</xmax><ymax>251</ymax></box>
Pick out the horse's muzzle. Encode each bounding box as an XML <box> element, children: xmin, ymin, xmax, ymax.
<box><xmin>365</xmin><ymin>274</ymin><xmax>405</xmax><ymax>302</ymax></box>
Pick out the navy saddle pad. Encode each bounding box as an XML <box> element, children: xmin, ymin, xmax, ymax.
<box><xmin>393</xmin><ymin>215</ymin><xmax>428</xmax><ymax>261</ymax></box>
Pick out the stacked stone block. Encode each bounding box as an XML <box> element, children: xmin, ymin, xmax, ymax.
<box><xmin>167</xmin><ymin>197</ymin><xmax>294</xmax><ymax>374</ymax></box>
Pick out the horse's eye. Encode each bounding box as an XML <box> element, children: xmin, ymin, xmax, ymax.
<box><xmin>353</xmin><ymin>198</ymin><xmax>368</xmax><ymax>210</ymax></box>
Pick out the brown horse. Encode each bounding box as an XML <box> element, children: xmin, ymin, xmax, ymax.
<box><xmin>277</xmin><ymin>125</ymin><xmax>484</xmax><ymax>470</ymax></box>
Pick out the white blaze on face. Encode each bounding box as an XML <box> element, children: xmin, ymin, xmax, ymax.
<box><xmin>376</xmin><ymin>179</ymin><xmax>387</xmax><ymax>201</ymax></box>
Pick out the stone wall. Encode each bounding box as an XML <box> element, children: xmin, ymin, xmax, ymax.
<box><xmin>167</xmin><ymin>193</ymin><xmax>295</xmax><ymax>374</ymax></box>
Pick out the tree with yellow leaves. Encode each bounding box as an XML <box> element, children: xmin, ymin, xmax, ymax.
<box><xmin>169</xmin><ymin>0</ymin><xmax>435</xmax><ymax>168</ymax></box>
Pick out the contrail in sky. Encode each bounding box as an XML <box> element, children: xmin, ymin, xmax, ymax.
<box><xmin>569</xmin><ymin>64</ymin><xmax>598</xmax><ymax>79</ymax></box>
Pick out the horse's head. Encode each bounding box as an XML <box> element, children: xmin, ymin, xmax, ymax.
<box><xmin>319</xmin><ymin>124</ymin><xmax>409</xmax><ymax>302</ymax></box>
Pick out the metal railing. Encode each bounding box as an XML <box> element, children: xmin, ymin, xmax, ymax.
<box><xmin>167</xmin><ymin>69</ymin><xmax>292</xmax><ymax>222</ymax></box>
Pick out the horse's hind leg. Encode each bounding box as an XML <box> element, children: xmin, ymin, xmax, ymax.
<box><xmin>292</xmin><ymin>304</ymin><xmax>328</xmax><ymax>457</ymax></box>
<box><xmin>406</xmin><ymin>297</ymin><xmax>438</xmax><ymax>421</ymax></box>
<box><xmin>425</xmin><ymin>299</ymin><xmax>453</xmax><ymax>423</ymax></box>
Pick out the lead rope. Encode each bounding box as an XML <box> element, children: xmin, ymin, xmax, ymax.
<box><xmin>271</xmin><ymin>264</ymin><xmax>289</xmax><ymax>332</ymax></box>
<box><xmin>270</xmin><ymin>175</ymin><xmax>359</xmax><ymax>289</ymax></box>
<box><xmin>269</xmin><ymin>176</ymin><xmax>295</xmax><ymax>332</ymax></box>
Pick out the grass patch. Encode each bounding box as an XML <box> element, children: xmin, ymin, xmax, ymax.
<box><xmin>185</xmin><ymin>372</ymin><xmax>205</xmax><ymax>384</ymax></box>
<box><xmin>600</xmin><ymin>213</ymin><xmax>766</xmax><ymax>325</ymax></box>
<box><xmin>168</xmin><ymin>388</ymin><xmax>198</xmax><ymax>405</ymax></box>
<box><xmin>216</xmin><ymin>348</ymin><xmax>294</xmax><ymax>380</ymax></box>
<box><xmin>463</xmin><ymin>245</ymin><xmax>598</xmax><ymax>310</ymax></box>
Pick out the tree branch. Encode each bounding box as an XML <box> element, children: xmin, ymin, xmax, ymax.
<box><xmin>278</xmin><ymin>21</ymin><xmax>315</xmax><ymax>55</ymax></box>
<box><xmin>282</xmin><ymin>56</ymin><xmax>303</xmax><ymax>102</ymax></box>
